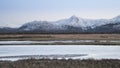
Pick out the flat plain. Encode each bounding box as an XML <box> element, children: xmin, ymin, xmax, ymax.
<box><xmin>0</xmin><ymin>34</ymin><xmax>120</xmax><ymax>40</ymax></box>
<box><xmin>0</xmin><ymin>34</ymin><xmax>120</xmax><ymax>45</ymax></box>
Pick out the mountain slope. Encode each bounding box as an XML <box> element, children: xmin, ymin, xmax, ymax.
<box><xmin>0</xmin><ymin>27</ymin><xmax>17</xmax><ymax>34</ymax></box>
<box><xmin>1</xmin><ymin>15</ymin><xmax>120</xmax><ymax>33</ymax></box>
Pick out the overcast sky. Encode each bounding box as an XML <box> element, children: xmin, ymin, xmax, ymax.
<box><xmin>0</xmin><ymin>0</ymin><xmax>120</xmax><ymax>27</ymax></box>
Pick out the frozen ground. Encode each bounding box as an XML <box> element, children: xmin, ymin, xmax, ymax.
<box><xmin>0</xmin><ymin>40</ymin><xmax>120</xmax><ymax>45</ymax></box>
<box><xmin>0</xmin><ymin>45</ymin><xmax>120</xmax><ymax>61</ymax></box>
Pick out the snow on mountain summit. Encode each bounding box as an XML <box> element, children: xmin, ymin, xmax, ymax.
<box><xmin>1</xmin><ymin>15</ymin><xmax>120</xmax><ymax>33</ymax></box>
<box><xmin>19</xmin><ymin>15</ymin><xmax>120</xmax><ymax>31</ymax></box>
<box><xmin>56</xmin><ymin>15</ymin><xmax>110</xmax><ymax>28</ymax></box>
<box><xmin>112</xmin><ymin>15</ymin><xmax>120</xmax><ymax>23</ymax></box>
<box><xmin>20</xmin><ymin>20</ymin><xmax>54</xmax><ymax>31</ymax></box>
<box><xmin>55</xmin><ymin>15</ymin><xmax>84</xmax><ymax>27</ymax></box>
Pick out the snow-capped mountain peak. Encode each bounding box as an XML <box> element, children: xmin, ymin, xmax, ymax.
<box><xmin>1</xmin><ymin>15</ymin><xmax>120</xmax><ymax>33</ymax></box>
<box><xmin>19</xmin><ymin>20</ymin><xmax>54</xmax><ymax>31</ymax></box>
<box><xmin>70</xmin><ymin>15</ymin><xmax>78</xmax><ymax>20</ymax></box>
<box><xmin>19</xmin><ymin>15</ymin><xmax>120</xmax><ymax>31</ymax></box>
<box><xmin>114</xmin><ymin>15</ymin><xmax>120</xmax><ymax>19</ymax></box>
<box><xmin>112</xmin><ymin>15</ymin><xmax>120</xmax><ymax>23</ymax></box>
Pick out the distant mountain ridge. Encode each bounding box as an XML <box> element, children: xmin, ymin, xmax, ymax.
<box><xmin>1</xmin><ymin>15</ymin><xmax>120</xmax><ymax>34</ymax></box>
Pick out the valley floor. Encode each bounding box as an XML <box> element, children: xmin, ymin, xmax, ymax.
<box><xmin>0</xmin><ymin>34</ymin><xmax>120</xmax><ymax>45</ymax></box>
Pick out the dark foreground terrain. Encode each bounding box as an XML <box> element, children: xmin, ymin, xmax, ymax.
<box><xmin>0</xmin><ymin>59</ymin><xmax>120</xmax><ymax>68</ymax></box>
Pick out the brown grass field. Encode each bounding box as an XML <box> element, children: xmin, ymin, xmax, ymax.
<box><xmin>0</xmin><ymin>34</ymin><xmax>120</xmax><ymax>41</ymax></box>
<box><xmin>0</xmin><ymin>34</ymin><xmax>120</xmax><ymax>45</ymax></box>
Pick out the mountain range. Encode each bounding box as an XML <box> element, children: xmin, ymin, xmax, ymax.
<box><xmin>1</xmin><ymin>15</ymin><xmax>120</xmax><ymax>34</ymax></box>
